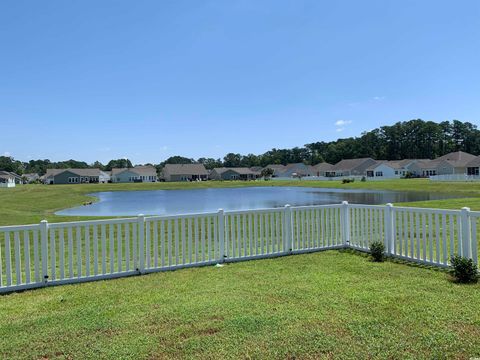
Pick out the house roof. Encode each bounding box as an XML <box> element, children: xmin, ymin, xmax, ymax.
<box><xmin>163</xmin><ymin>164</ymin><xmax>209</xmax><ymax>176</ymax></box>
<box><xmin>45</xmin><ymin>168</ymin><xmax>106</xmax><ymax>177</ymax></box>
<box><xmin>436</xmin><ymin>151</ymin><xmax>477</xmax><ymax>167</ymax></box>
<box><xmin>312</xmin><ymin>162</ymin><xmax>333</xmax><ymax>171</ymax></box>
<box><xmin>112</xmin><ymin>166</ymin><xmax>157</xmax><ymax>176</ymax></box>
<box><xmin>466</xmin><ymin>156</ymin><xmax>480</xmax><ymax>168</ymax></box>
<box><xmin>0</xmin><ymin>170</ymin><xmax>20</xmax><ymax>178</ymax></box>
<box><xmin>330</xmin><ymin>158</ymin><xmax>377</xmax><ymax>171</ymax></box>
<box><xmin>212</xmin><ymin>167</ymin><xmax>259</xmax><ymax>175</ymax></box>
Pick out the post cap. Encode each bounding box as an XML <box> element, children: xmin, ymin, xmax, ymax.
<box><xmin>40</xmin><ymin>219</ymin><xmax>48</xmax><ymax>223</ymax></box>
<box><xmin>138</xmin><ymin>214</ymin><xmax>145</xmax><ymax>217</ymax></box>
<box><xmin>461</xmin><ymin>207</ymin><xmax>471</xmax><ymax>211</ymax></box>
<box><xmin>386</xmin><ymin>203</ymin><xmax>393</xmax><ymax>207</ymax></box>
<box><xmin>342</xmin><ymin>201</ymin><xmax>349</xmax><ymax>205</ymax></box>
<box><xmin>284</xmin><ymin>204</ymin><xmax>291</xmax><ymax>208</ymax></box>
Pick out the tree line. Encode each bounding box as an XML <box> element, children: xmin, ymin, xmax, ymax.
<box><xmin>2</xmin><ymin>119</ymin><xmax>479</xmax><ymax>175</ymax></box>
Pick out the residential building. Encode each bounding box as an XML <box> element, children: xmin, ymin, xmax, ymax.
<box><xmin>44</xmin><ymin>168</ymin><xmax>110</xmax><ymax>184</ymax></box>
<box><xmin>326</xmin><ymin>158</ymin><xmax>378</xmax><ymax>177</ymax></box>
<box><xmin>209</xmin><ymin>167</ymin><xmax>260</xmax><ymax>180</ymax></box>
<box><xmin>161</xmin><ymin>164</ymin><xmax>209</xmax><ymax>182</ymax></box>
<box><xmin>0</xmin><ymin>171</ymin><xmax>19</xmax><ymax>188</ymax></box>
<box><xmin>409</xmin><ymin>151</ymin><xmax>477</xmax><ymax>177</ymax></box>
<box><xmin>262</xmin><ymin>164</ymin><xmax>287</xmax><ymax>178</ymax></box>
<box><xmin>312</xmin><ymin>162</ymin><xmax>333</xmax><ymax>177</ymax></box>
<box><xmin>366</xmin><ymin>159</ymin><xmax>420</xmax><ymax>179</ymax></box>
<box><xmin>466</xmin><ymin>156</ymin><xmax>480</xmax><ymax>176</ymax></box>
<box><xmin>111</xmin><ymin>166</ymin><xmax>158</xmax><ymax>183</ymax></box>
<box><xmin>275</xmin><ymin>163</ymin><xmax>315</xmax><ymax>178</ymax></box>
<box><xmin>23</xmin><ymin>173</ymin><xmax>40</xmax><ymax>183</ymax></box>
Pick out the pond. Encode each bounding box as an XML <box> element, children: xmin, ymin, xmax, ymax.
<box><xmin>56</xmin><ymin>186</ymin><xmax>459</xmax><ymax>217</ymax></box>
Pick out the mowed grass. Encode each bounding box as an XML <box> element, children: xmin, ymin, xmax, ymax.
<box><xmin>1</xmin><ymin>251</ymin><xmax>479</xmax><ymax>360</ymax></box>
<box><xmin>2</xmin><ymin>179</ymin><xmax>480</xmax><ymax>359</ymax></box>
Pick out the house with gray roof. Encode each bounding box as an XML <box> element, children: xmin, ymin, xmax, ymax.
<box><xmin>408</xmin><ymin>151</ymin><xmax>477</xmax><ymax>177</ymax></box>
<box><xmin>262</xmin><ymin>164</ymin><xmax>287</xmax><ymax>178</ymax></box>
<box><xmin>275</xmin><ymin>163</ymin><xmax>315</xmax><ymax>178</ymax></box>
<box><xmin>161</xmin><ymin>164</ymin><xmax>209</xmax><ymax>182</ymax></box>
<box><xmin>111</xmin><ymin>165</ymin><xmax>157</xmax><ymax>183</ymax></box>
<box><xmin>326</xmin><ymin>158</ymin><xmax>378</xmax><ymax>177</ymax></box>
<box><xmin>466</xmin><ymin>156</ymin><xmax>480</xmax><ymax>176</ymax></box>
<box><xmin>0</xmin><ymin>171</ymin><xmax>20</xmax><ymax>187</ymax></box>
<box><xmin>311</xmin><ymin>162</ymin><xmax>333</xmax><ymax>177</ymax></box>
<box><xmin>44</xmin><ymin>168</ymin><xmax>110</xmax><ymax>184</ymax></box>
<box><xmin>209</xmin><ymin>167</ymin><xmax>260</xmax><ymax>181</ymax></box>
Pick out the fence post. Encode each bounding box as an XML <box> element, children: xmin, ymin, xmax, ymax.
<box><xmin>218</xmin><ymin>209</ymin><xmax>225</xmax><ymax>263</ymax></box>
<box><xmin>40</xmin><ymin>220</ymin><xmax>49</xmax><ymax>284</ymax></box>
<box><xmin>384</xmin><ymin>203</ymin><xmax>394</xmax><ymax>255</ymax></box>
<box><xmin>137</xmin><ymin>214</ymin><xmax>145</xmax><ymax>273</ymax></box>
<box><xmin>460</xmin><ymin>207</ymin><xmax>471</xmax><ymax>258</ymax></box>
<box><xmin>342</xmin><ymin>201</ymin><xmax>350</xmax><ymax>247</ymax></box>
<box><xmin>284</xmin><ymin>205</ymin><xmax>293</xmax><ymax>253</ymax></box>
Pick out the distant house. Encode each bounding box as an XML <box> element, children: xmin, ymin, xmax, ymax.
<box><xmin>111</xmin><ymin>166</ymin><xmax>158</xmax><ymax>183</ymax></box>
<box><xmin>209</xmin><ymin>167</ymin><xmax>260</xmax><ymax>180</ymax></box>
<box><xmin>326</xmin><ymin>158</ymin><xmax>378</xmax><ymax>177</ymax></box>
<box><xmin>275</xmin><ymin>163</ymin><xmax>315</xmax><ymax>178</ymax></box>
<box><xmin>23</xmin><ymin>173</ymin><xmax>40</xmax><ymax>183</ymax></box>
<box><xmin>410</xmin><ymin>151</ymin><xmax>477</xmax><ymax>177</ymax></box>
<box><xmin>262</xmin><ymin>164</ymin><xmax>287</xmax><ymax>178</ymax></box>
<box><xmin>311</xmin><ymin>162</ymin><xmax>333</xmax><ymax>177</ymax></box>
<box><xmin>366</xmin><ymin>160</ymin><xmax>419</xmax><ymax>179</ymax></box>
<box><xmin>161</xmin><ymin>164</ymin><xmax>209</xmax><ymax>182</ymax></box>
<box><xmin>466</xmin><ymin>156</ymin><xmax>480</xmax><ymax>176</ymax></box>
<box><xmin>44</xmin><ymin>168</ymin><xmax>110</xmax><ymax>184</ymax></box>
<box><xmin>0</xmin><ymin>171</ymin><xmax>19</xmax><ymax>188</ymax></box>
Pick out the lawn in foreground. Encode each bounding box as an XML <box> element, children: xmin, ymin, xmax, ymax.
<box><xmin>1</xmin><ymin>251</ymin><xmax>479</xmax><ymax>359</ymax></box>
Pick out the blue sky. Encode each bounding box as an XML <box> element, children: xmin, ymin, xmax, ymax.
<box><xmin>1</xmin><ymin>0</ymin><xmax>479</xmax><ymax>164</ymax></box>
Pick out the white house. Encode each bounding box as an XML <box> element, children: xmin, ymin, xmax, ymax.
<box><xmin>365</xmin><ymin>160</ymin><xmax>419</xmax><ymax>179</ymax></box>
<box><xmin>111</xmin><ymin>166</ymin><xmax>158</xmax><ymax>183</ymax></box>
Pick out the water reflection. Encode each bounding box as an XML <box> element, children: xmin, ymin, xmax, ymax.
<box><xmin>56</xmin><ymin>186</ymin><xmax>458</xmax><ymax>217</ymax></box>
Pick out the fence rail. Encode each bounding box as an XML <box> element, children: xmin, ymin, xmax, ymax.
<box><xmin>0</xmin><ymin>202</ymin><xmax>478</xmax><ymax>294</ymax></box>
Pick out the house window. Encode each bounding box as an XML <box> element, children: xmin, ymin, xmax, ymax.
<box><xmin>375</xmin><ymin>171</ymin><xmax>383</xmax><ymax>177</ymax></box>
<box><xmin>394</xmin><ymin>171</ymin><xmax>398</xmax><ymax>175</ymax></box>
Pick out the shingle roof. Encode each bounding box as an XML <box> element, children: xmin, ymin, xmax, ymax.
<box><xmin>312</xmin><ymin>162</ymin><xmax>333</xmax><ymax>171</ymax></box>
<box><xmin>163</xmin><ymin>164</ymin><xmax>209</xmax><ymax>176</ymax></box>
<box><xmin>466</xmin><ymin>156</ymin><xmax>480</xmax><ymax>168</ymax></box>
<box><xmin>436</xmin><ymin>151</ymin><xmax>477</xmax><ymax>167</ymax></box>
<box><xmin>212</xmin><ymin>167</ymin><xmax>259</xmax><ymax>175</ymax></box>
<box><xmin>45</xmin><ymin>168</ymin><xmax>105</xmax><ymax>177</ymax></box>
<box><xmin>331</xmin><ymin>158</ymin><xmax>376</xmax><ymax>171</ymax></box>
<box><xmin>112</xmin><ymin>166</ymin><xmax>157</xmax><ymax>176</ymax></box>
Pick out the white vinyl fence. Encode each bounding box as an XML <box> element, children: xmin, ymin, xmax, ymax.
<box><xmin>430</xmin><ymin>174</ymin><xmax>480</xmax><ymax>182</ymax></box>
<box><xmin>0</xmin><ymin>202</ymin><xmax>478</xmax><ymax>294</ymax></box>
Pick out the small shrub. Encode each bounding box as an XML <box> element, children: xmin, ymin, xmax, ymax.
<box><xmin>450</xmin><ymin>255</ymin><xmax>478</xmax><ymax>283</ymax></box>
<box><xmin>370</xmin><ymin>241</ymin><xmax>385</xmax><ymax>262</ymax></box>
<box><xmin>342</xmin><ymin>178</ymin><xmax>355</xmax><ymax>184</ymax></box>
<box><xmin>361</xmin><ymin>176</ymin><xmax>366</xmax><ymax>182</ymax></box>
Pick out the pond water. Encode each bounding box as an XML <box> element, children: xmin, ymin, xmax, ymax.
<box><xmin>56</xmin><ymin>186</ymin><xmax>459</xmax><ymax>217</ymax></box>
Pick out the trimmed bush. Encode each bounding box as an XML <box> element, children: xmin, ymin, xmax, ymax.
<box><xmin>450</xmin><ymin>255</ymin><xmax>478</xmax><ymax>283</ymax></box>
<box><xmin>370</xmin><ymin>241</ymin><xmax>385</xmax><ymax>262</ymax></box>
<box><xmin>342</xmin><ymin>178</ymin><xmax>355</xmax><ymax>184</ymax></box>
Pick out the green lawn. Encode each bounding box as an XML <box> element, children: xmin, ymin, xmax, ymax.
<box><xmin>0</xmin><ymin>251</ymin><xmax>479</xmax><ymax>359</ymax></box>
<box><xmin>1</xmin><ymin>180</ymin><xmax>480</xmax><ymax>359</ymax></box>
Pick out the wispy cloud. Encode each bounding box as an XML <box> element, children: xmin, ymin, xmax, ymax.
<box><xmin>334</xmin><ymin>120</ymin><xmax>352</xmax><ymax>133</ymax></box>
<box><xmin>2</xmin><ymin>151</ymin><xmax>11</xmax><ymax>157</ymax></box>
<box><xmin>373</xmin><ymin>96</ymin><xmax>385</xmax><ymax>101</ymax></box>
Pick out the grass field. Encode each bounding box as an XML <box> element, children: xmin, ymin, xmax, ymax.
<box><xmin>0</xmin><ymin>251</ymin><xmax>478</xmax><ymax>359</ymax></box>
<box><xmin>1</xmin><ymin>179</ymin><xmax>480</xmax><ymax>359</ymax></box>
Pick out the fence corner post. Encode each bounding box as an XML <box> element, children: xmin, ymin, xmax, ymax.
<box><xmin>40</xmin><ymin>220</ymin><xmax>49</xmax><ymax>284</ymax></box>
<box><xmin>460</xmin><ymin>207</ymin><xmax>471</xmax><ymax>258</ymax></box>
<box><xmin>137</xmin><ymin>214</ymin><xmax>145</xmax><ymax>273</ymax></box>
<box><xmin>342</xmin><ymin>201</ymin><xmax>350</xmax><ymax>248</ymax></box>
<box><xmin>384</xmin><ymin>203</ymin><xmax>394</xmax><ymax>255</ymax></box>
<box><xmin>218</xmin><ymin>209</ymin><xmax>225</xmax><ymax>263</ymax></box>
<box><xmin>284</xmin><ymin>204</ymin><xmax>293</xmax><ymax>253</ymax></box>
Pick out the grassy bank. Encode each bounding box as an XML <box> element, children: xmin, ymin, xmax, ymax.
<box><xmin>1</xmin><ymin>179</ymin><xmax>480</xmax><ymax>226</ymax></box>
<box><xmin>0</xmin><ymin>251</ymin><xmax>479</xmax><ymax>359</ymax></box>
